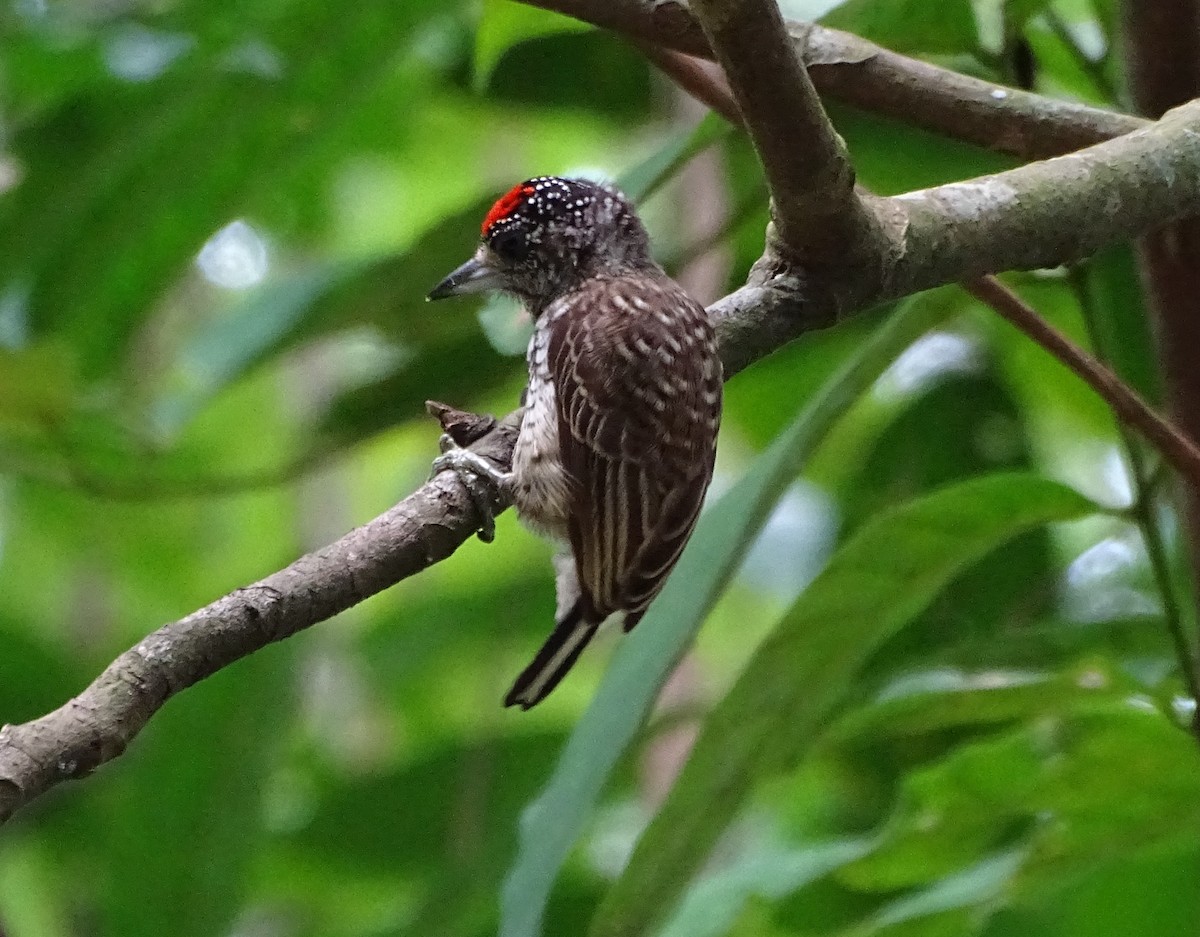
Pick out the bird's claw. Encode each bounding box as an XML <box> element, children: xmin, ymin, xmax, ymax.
<box><xmin>429</xmin><ymin>436</ymin><xmax>513</xmax><ymax>543</ymax></box>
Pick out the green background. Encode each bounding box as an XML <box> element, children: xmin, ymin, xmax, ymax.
<box><xmin>1</xmin><ymin>0</ymin><xmax>1196</xmax><ymax>935</ymax></box>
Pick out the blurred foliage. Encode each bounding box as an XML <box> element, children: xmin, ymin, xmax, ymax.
<box><xmin>0</xmin><ymin>1</ymin><xmax>1195</xmax><ymax>937</ymax></box>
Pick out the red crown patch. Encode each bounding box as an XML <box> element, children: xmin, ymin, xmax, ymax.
<box><xmin>482</xmin><ymin>183</ymin><xmax>535</xmax><ymax>236</ymax></box>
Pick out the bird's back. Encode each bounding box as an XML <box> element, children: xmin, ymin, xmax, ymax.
<box><xmin>526</xmin><ymin>271</ymin><xmax>721</xmax><ymax>622</ymax></box>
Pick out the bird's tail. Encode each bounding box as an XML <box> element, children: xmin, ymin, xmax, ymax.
<box><xmin>504</xmin><ymin>600</ymin><xmax>599</xmax><ymax>710</ymax></box>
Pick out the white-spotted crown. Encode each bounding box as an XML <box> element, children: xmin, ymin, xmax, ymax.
<box><xmin>479</xmin><ymin>177</ymin><xmax>655</xmax><ymax>301</ymax></box>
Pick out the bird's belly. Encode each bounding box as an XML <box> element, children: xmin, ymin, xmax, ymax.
<box><xmin>512</xmin><ymin>375</ymin><xmax>570</xmax><ymax>542</ymax></box>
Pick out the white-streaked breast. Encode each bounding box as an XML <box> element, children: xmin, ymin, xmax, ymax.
<box><xmin>513</xmin><ymin>319</ymin><xmax>571</xmax><ymax>541</ymax></box>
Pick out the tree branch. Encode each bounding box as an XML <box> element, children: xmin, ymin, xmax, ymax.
<box><xmin>712</xmin><ymin>99</ymin><xmax>1200</xmax><ymax>374</ymax></box>
<box><xmin>636</xmin><ymin>45</ymin><xmax>742</xmax><ymax>125</ymax></box>
<box><xmin>685</xmin><ymin>0</ymin><xmax>882</xmax><ymax>270</ymax></box>
<box><xmin>1120</xmin><ymin>0</ymin><xmax>1200</xmax><ymax>602</ymax></box>
<box><xmin>0</xmin><ymin>413</ymin><xmax>521</xmax><ymax>823</ymax></box>
<box><xmin>888</xmin><ymin>101</ymin><xmax>1200</xmax><ymax>295</ymax></box>
<box><xmin>1121</xmin><ymin>2</ymin><xmax>1200</xmax><ymax>117</ymax></box>
<box><xmin>524</xmin><ymin>0</ymin><xmax>1147</xmax><ymax>159</ymax></box>
<box><xmin>640</xmin><ymin>33</ymin><xmax>1200</xmax><ymax>504</ymax></box>
<box><xmin>3</xmin><ymin>87</ymin><xmax>1199</xmax><ymax>829</ymax></box>
<box><xmin>964</xmin><ymin>275</ymin><xmax>1200</xmax><ymax>491</ymax></box>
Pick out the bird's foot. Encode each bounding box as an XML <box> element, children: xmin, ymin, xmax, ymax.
<box><xmin>429</xmin><ymin>433</ymin><xmax>514</xmax><ymax>543</ymax></box>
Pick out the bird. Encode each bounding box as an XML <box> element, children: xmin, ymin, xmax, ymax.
<box><xmin>427</xmin><ymin>176</ymin><xmax>722</xmax><ymax>709</ymax></box>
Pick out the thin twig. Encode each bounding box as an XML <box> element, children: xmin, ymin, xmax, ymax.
<box><xmin>636</xmin><ymin>43</ymin><xmax>742</xmax><ymax>125</ymax></box>
<box><xmin>964</xmin><ymin>275</ymin><xmax>1200</xmax><ymax>492</ymax></box>
<box><xmin>1069</xmin><ymin>266</ymin><xmax>1200</xmax><ymax>739</ymax></box>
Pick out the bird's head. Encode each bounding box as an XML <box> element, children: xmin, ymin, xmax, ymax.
<box><xmin>428</xmin><ymin>176</ymin><xmax>654</xmax><ymax>313</ymax></box>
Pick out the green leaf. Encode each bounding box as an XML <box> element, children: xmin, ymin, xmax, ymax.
<box><xmin>1077</xmin><ymin>247</ymin><xmax>1161</xmax><ymax>406</ymax></box>
<box><xmin>1022</xmin><ymin>19</ymin><xmax>1107</xmax><ymax>104</ymax></box>
<box><xmin>0</xmin><ymin>345</ymin><xmax>76</xmax><ymax>428</ymax></box>
<box><xmin>840</xmin><ymin>705</ymin><xmax>1200</xmax><ymax>893</ymax></box>
<box><xmin>828</xmin><ymin>662</ymin><xmax>1125</xmax><ymax>745</ymax></box>
<box><xmin>618</xmin><ymin>113</ymin><xmax>731</xmax><ymax>204</ymax></box>
<box><xmin>994</xmin><ymin>840</ymin><xmax>1200</xmax><ymax>937</ymax></box>
<box><xmin>1002</xmin><ymin>0</ymin><xmax>1054</xmax><ymax>31</ymax></box>
<box><xmin>823</xmin><ymin>366</ymin><xmax>1056</xmax><ymax>663</ymax></box>
<box><xmin>657</xmin><ymin>838</ymin><xmax>874</xmax><ymax>937</ymax></box>
<box><xmin>91</xmin><ymin>646</ymin><xmax>294</xmax><ymax>937</ymax></box>
<box><xmin>850</xmin><ymin>848</ymin><xmax>1028</xmax><ymax>936</ymax></box>
<box><xmin>822</xmin><ymin>0</ymin><xmax>980</xmax><ymax>55</ymax></box>
<box><xmin>593</xmin><ymin>473</ymin><xmax>1099</xmax><ymax>937</ymax></box>
<box><xmin>474</xmin><ymin>0</ymin><xmax>591</xmax><ymax>90</ymax></box>
<box><xmin>499</xmin><ymin>296</ymin><xmax>956</xmax><ymax>937</ymax></box>
<box><xmin>1</xmin><ymin>0</ymin><xmax>445</xmax><ymax>380</ymax></box>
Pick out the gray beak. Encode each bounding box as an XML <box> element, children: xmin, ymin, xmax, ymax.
<box><xmin>427</xmin><ymin>255</ymin><xmax>503</xmax><ymax>301</ymax></box>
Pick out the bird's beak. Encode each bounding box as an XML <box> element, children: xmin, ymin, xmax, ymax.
<box><xmin>427</xmin><ymin>253</ymin><xmax>503</xmax><ymax>301</ymax></box>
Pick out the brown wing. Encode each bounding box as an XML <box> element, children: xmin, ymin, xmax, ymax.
<box><xmin>549</xmin><ymin>275</ymin><xmax>722</xmax><ymax>628</ymax></box>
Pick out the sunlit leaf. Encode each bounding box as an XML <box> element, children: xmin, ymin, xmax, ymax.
<box><xmin>474</xmin><ymin>0</ymin><xmax>590</xmax><ymax>89</ymax></box>
<box><xmin>822</xmin><ymin>0</ymin><xmax>979</xmax><ymax>55</ymax></box>
<box><xmin>0</xmin><ymin>0</ymin><xmax>446</xmax><ymax>380</ymax></box>
<box><xmin>850</xmin><ymin>848</ymin><xmax>1027</xmax><ymax>936</ymax></box>
<box><xmin>593</xmin><ymin>474</ymin><xmax>1098</xmax><ymax>937</ymax></box>
<box><xmin>0</xmin><ymin>346</ymin><xmax>75</xmax><ymax>428</ymax></box>
<box><xmin>656</xmin><ymin>838</ymin><xmax>874</xmax><ymax>937</ymax></box>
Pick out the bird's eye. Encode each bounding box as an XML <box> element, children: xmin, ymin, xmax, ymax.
<box><xmin>490</xmin><ymin>229</ymin><xmax>530</xmax><ymax>263</ymax></box>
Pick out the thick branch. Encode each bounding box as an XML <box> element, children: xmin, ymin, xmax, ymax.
<box><xmin>0</xmin><ymin>414</ymin><xmax>520</xmax><ymax>823</ymax></box>
<box><xmin>888</xmin><ymin>101</ymin><xmax>1200</xmax><ymax>298</ymax></box>
<box><xmin>685</xmin><ymin>0</ymin><xmax>881</xmax><ymax>269</ymax></box>
<box><xmin>643</xmin><ymin>36</ymin><xmax>1200</xmax><ymax>502</ymax></box>
<box><xmin>713</xmin><ymin>99</ymin><xmax>1200</xmax><ymax>374</ymax></box>
<box><xmin>524</xmin><ymin>0</ymin><xmax>1146</xmax><ymax>159</ymax></box>
<box><xmin>1122</xmin><ymin>3</ymin><xmax>1200</xmax><ymax>117</ymax></box>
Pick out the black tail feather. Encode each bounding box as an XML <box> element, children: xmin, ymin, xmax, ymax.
<box><xmin>504</xmin><ymin>600</ymin><xmax>599</xmax><ymax>709</ymax></box>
